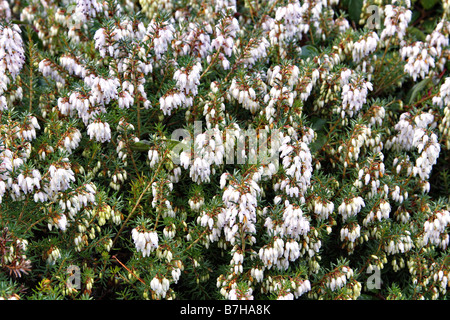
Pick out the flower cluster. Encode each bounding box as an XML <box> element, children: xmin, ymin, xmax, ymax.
<box><xmin>0</xmin><ymin>23</ymin><xmax>25</xmax><ymax>110</ymax></box>
<box><xmin>423</xmin><ymin>210</ymin><xmax>450</xmax><ymax>249</ymax></box>
<box><xmin>132</xmin><ymin>227</ymin><xmax>159</xmax><ymax>257</ymax></box>
<box><xmin>352</xmin><ymin>31</ymin><xmax>379</xmax><ymax>63</ymax></box>
<box><xmin>380</xmin><ymin>4</ymin><xmax>412</xmax><ymax>41</ymax></box>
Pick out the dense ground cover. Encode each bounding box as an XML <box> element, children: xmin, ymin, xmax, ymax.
<box><xmin>0</xmin><ymin>0</ymin><xmax>449</xmax><ymax>300</ymax></box>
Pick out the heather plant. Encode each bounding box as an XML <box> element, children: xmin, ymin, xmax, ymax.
<box><xmin>0</xmin><ymin>0</ymin><xmax>449</xmax><ymax>301</ymax></box>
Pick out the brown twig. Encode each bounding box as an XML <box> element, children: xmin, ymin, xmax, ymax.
<box><xmin>112</xmin><ymin>255</ymin><xmax>146</xmax><ymax>285</ymax></box>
